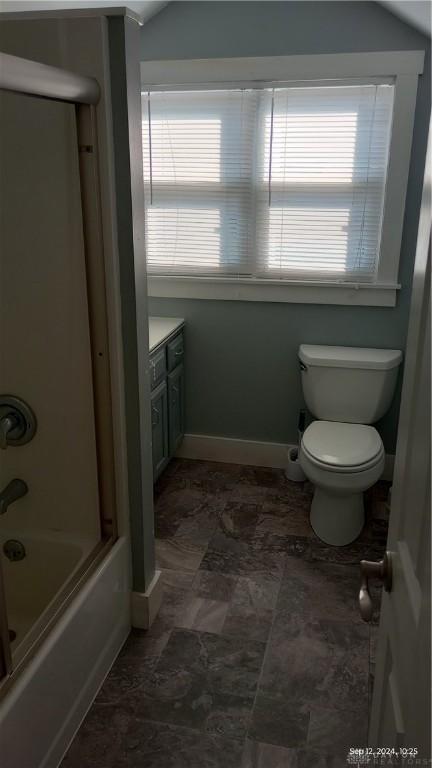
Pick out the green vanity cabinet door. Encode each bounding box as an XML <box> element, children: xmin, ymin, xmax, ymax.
<box><xmin>167</xmin><ymin>332</ymin><xmax>184</xmax><ymax>372</ymax></box>
<box><xmin>168</xmin><ymin>363</ymin><xmax>185</xmax><ymax>455</ymax></box>
<box><xmin>151</xmin><ymin>380</ymin><xmax>169</xmax><ymax>481</ymax></box>
<box><xmin>149</xmin><ymin>347</ymin><xmax>167</xmax><ymax>391</ymax></box>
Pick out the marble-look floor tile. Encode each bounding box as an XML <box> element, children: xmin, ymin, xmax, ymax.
<box><xmin>120</xmin><ymin>621</ymin><xmax>171</xmax><ymax>660</ymax></box>
<box><xmin>192</xmin><ymin>570</ymin><xmax>238</xmax><ymax>602</ymax></box>
<box><xmin>241</xmin><ymin>739</ymin><xmax>294</xmax><ymax>768</ymax></box>
<box><xmin>174</xmin><ymin>505</ymin><xmax>219</xmax><ymax>547</ymax></box>
<box><xmin>95</xmin><ymin>651</ymin><xmax>157</xmax><ymax>706</ymax></box>
<box><xmin>155</xmin><ymin>486</ymin><xmax>218</xmax><ymax>531</ymax></box>
<box><xmin>260</xmin><ymin>613</ymin><xmax>369</xmax><ymax>713</ymax></box>
<box><xmin>307</xmin><ymin>706</ymin><xmax>368</xmax><ymax>756</ymax></box>
<box><xmin>237</xmin><ymin>466</ymin><xmax>287</xmax><ymax>488</ymax></box>
<box><xmin>223</xmin><ymin>574</ymin><xmax>280</xmax><ymax>643</ymax></box>
<box><xmin>153</xmin><ymin>461</ymin><xmax>185</xmax><ymax>498</ymax></box>
<box><xmin>308</xmin><ymin>536</ymin><xmax>387</xmax><ymax>566</ymax></box>
<box><xmin>249</xmin><ymin>694</ymin><xmax>310</xmax><ymax>748</ymax></box>
<box><xmin>176</xmin><ymin>596</ymin><xmax>229</xmax><ymax>634</ymax></box>
<box><xmin>156</xmin><ymin>536</ymin><xmax>207</xmax><ymax>572</ymax></box>
<box><xmin>277</xmin><ymin>556</ymin><xmax>363</xmax><ymax>624</ymax></box>
<box><xmin>162</xmin><ymin>569</ymin><xmax>196</xmax><ymax>590</ymax></box>
<box><xmin>136</xmin><ymin>668</ymin><xmax>253</xmax><ymax>734</ymax></box>
<box><xmin>201</xmin><ymin>531</ymin><xmax>286</xmax><ymax>578</ymax></box>
<box><xmin>217</xmin><ymin>501</ymin><xmax>261</xmax><ymax>538</ymax></box>
<box><xmin>62</xmin><ymin>460</ymin><xmax>386</xmax><ymax>768</ymax></box>
<box><xmin>155</xmin><ymin>513</ymin><xmax>182</xmax><ymax>540</ymax></box>
<box><xmin>241</xmin><ymin>740</ymin><xmax>347</xmax><ymax>768</ymax></box>
<box><xmin>204</xmin><ymin>692</ymin><xmax>253</xmax><ymax>740</ymax></box>
<box><xmin>174</xmin><ymin>458</ymin><xmax>243</xmax><ymax>493</ymax></box>
<box><xmin>229</xmin><ymin>483</ymin><xmax>286</xmax><ymax>505</ymax></box>
<box><xmin>223</xmin><ymin>612</ymin><xmax>274</xmax><ymax>643</ymax></box>
<box><xmin>123</xmin><ymin>572</ymin><xmax>199</xmax><ymax>658</ymax></box>
<box><xmin>159</xmin><ymin>629</ymin><xmax>266</xmax><ymax>699</ymax></box>
<box><xmin>117</xmin><ymin>718</ymin><xmax>244</xmax><ymax>767</ymax></box>
<box><xmin>61</xmin><ymin>705</ymin><xmax>129</xmax><ymax>767</ymax></box>
<box><xmin>252</xmin><ymin>531</ymin><xmax>311</xmax><ymax>559</ymax></box>
<box><xmin>128</xmin><ymin>629</ymin><xmax>265</xmax><ymax>733</ymax></box>
<box><xmin>255</xmin><ymin>504</ymin><xmax>313</xmax><ymax>539</ymax></box>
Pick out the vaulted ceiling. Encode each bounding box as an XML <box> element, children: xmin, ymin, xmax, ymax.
<box><xmin>0</xmin><ymin>1</ymin><xmax>168</xmax><ymax>23</ymax></box>
<box><xmin>378</xmin><ymin>1</ymin><xmax>431</xmax><ymax>36</ymax></box>
<box><xmin>0</xmin><ymin>1</ymin><xmax>429</xmax><ymax>37</ymax></box>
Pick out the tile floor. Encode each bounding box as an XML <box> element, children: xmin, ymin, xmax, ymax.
<box><xmin>62</xmin><ymin>459</ymin><xmax>388</xmax><ymax>768</ymax></box>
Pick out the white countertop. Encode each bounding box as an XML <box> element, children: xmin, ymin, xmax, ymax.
<box><xmin>148</xmin><ymin>316</ymin><xmax>184</xmax><ymax>353</ymax></box>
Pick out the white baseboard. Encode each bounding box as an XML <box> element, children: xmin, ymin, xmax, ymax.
<box><xmin>131</xmin><ymin>569</ymin><xmax>163</xmax><ymax>629</ymax></box>
<box><xmin>176</xmin><ymin>433</ymin><xmax>294</xmax><ymax>469</ymax></box>
<box><xmin>176</xmin><ymin>433</ymin><xmax>395</xmax><ymax>482</ymax></box>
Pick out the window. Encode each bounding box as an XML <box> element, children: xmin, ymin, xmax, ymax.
<box><xmin>257</xmin><ymin>86</ymin><xmax>393</xmax><ymax>282</ymax></box>
<box><xmin>143</xmin><ymin>84</ymin><xmax>394</xmax><ymax>281</ymax></box>
<box><xmin>142</xmin><ymin>90</ymin><xmax>256</xmax><ymax>276</ymax></box>
<box><xmin>141</xmin><ymin>52</ymin><xmax>423</xmax><ymax>304</ymax></box>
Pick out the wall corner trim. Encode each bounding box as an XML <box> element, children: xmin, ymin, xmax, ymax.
<box><xmin>131</xmin><ymin>569</ymin><xmax>163</xmax><ymax>629</ymax></box>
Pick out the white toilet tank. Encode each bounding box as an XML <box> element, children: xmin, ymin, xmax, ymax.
<box><xmin>299</xmin><ymin>345</ymin><xmax>402</xmax><ymax>424</ymax></box>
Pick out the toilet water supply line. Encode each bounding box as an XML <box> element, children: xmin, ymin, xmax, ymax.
<box><xmin>298</xmin><ymin>409</ymin><xmax>306</xmax><ymax>447</ymax></box>
<box><xmin>285</xmin><ymin>409</ymin><xmax>307</xmax><ymax>482</ymax></box>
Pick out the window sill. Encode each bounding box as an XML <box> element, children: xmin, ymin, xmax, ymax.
<box><xmin>147</xmin><ymin>275</ymin><xmax>400</xmax><ymax>307</ymax></box>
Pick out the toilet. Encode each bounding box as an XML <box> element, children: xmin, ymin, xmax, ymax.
<box><xmin>298</xmin><ymin>344</ymin><xmax>402</xmax><ymax>546</ymax></box>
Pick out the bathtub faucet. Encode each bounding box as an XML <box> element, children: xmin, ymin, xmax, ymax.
<box><xmin>0</xmin><ymin>479</ymin><xmax>28</xmax><ymax>515</ymax></box>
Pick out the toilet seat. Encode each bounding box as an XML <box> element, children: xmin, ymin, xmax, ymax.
<box><xmin>301</xmin><ymin>421</ymin><xmax>384</xmax><ymax>474</ymax></box>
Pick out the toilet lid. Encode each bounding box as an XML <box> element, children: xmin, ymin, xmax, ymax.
<box><xmin>302</xmin><ymin>421</ymin><xmax>383</xmax><ymax>468</ymax></box>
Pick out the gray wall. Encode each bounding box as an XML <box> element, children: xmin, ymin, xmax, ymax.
<box><xmin>142</xmin><ymin>1</ymin><xmax>431</xmax><ymax>453</ymax></box>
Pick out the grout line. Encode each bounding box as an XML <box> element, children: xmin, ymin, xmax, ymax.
<box><xmin>245</xmin><ymin>555</ymin><xmax>287</xmax><ymax>740</ymax></box>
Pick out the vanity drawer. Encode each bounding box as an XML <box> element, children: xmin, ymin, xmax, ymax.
<box><xmin>167</xmin><ymin>333</ymin><xmax>184</xmax><ymax>371</ymax></box>
<box><xmin>149</xmin><ymin>347</ymin><xmax>166</xmax><ymax>390</ymax></box>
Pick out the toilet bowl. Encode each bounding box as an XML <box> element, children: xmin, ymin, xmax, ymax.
<box><xmin>298</xmin><ymin>344</ymin><xmax>402</xmax><ymax>546</ymax></box>
<box><xmin>300</xmin><ymin>421</ymin><xmax>385</xmax><ymax>545</ymax></box>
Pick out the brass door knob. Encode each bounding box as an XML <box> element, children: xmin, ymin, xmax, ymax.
<box><xmin>359</xmin><ymin>551</ymin><xmax>392</xmax><ymax>622</ymax></box>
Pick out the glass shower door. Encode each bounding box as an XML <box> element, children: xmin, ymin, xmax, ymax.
<box><xmin>0</xmin><ymin>62</ymin><xmax>114</xmax><ymax>683</ymax></box>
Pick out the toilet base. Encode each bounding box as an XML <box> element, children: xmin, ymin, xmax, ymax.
<box><xmin>310</xmin><ymin>487</ymin><xmax>364</xmax><ymax>546</ymax></box>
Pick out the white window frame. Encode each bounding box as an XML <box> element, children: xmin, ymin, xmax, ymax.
<box><xmin>141</xmin><ymin>51</ymin><xmax>424</xmax><ymax>306</ymax></box>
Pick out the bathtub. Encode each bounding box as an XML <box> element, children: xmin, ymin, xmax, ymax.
<box><xmin>1</xmin><ymin>529</ymin><xmax>94</xmax><ymax>661</ymax></box>
<box><xmin>0</xmin><ymin>535</ymin><xmax>131</xmax><ymax>768</ymax></box>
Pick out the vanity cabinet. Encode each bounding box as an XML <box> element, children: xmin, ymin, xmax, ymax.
<box><xmin>168</xmin><ymin>364</ymin><xmax>185</xmax><ymax>455</ymax></box>
<box><xmin>150</xmin><ymin>380</ymin><xmax>169</xmax><ymax>480</ymax></box>
<box><xmin>149</xmin><ymin>327</ymin><xmax>184</xmax><ymax>481</ymax></box>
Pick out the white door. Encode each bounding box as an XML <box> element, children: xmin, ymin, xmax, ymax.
<box><xmin>367</xmin><ymin>130</ymin><xmax>431</xmax><ymax>757</ymax></box>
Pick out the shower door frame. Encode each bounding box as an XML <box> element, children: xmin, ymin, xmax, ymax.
<box><xmin>0</xmin><ymin>51</ymin><xmax>120</xmax><ymax>688</ymax></box>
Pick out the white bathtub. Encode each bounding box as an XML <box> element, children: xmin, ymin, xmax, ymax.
<box><xmin>1</xmin><ymin>529</ymin><xmax>94</xmax><ymax>660</ymax></box>
<box><xmin>0</xmin><ymin>535</ymin><xmax>131</xmax><ymax>768</ymax></box>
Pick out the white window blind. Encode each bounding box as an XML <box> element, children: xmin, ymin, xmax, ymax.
<box><xmin>142</xmin><ymin>83</ymin><xmax>394</xmax><ymax>282</ymax></box>
<box><xmin>142</xmin><ymin>89</ymin><xmax>257</xmax><ymax>276</ymax></box>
